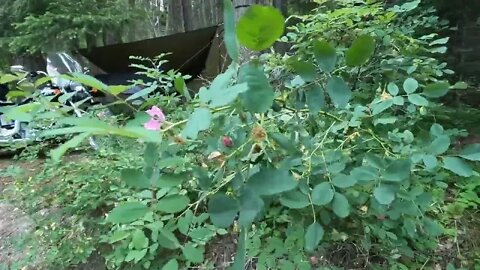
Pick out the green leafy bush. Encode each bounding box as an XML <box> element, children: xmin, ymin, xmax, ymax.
<box><xmin>4</xmin><ymin>1</ymin><xmax>480</xmax><ymax>269</ymax></box>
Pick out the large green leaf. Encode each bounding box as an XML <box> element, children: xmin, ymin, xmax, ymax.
<box><xmin>158</xmin><ymin>228</ymin><xmax>181</xmax><ymax>249</ymax></box>
<box><xmin>304</xmin><ymin>222</ymin><xmax>324</xmax><ymax>252</ymax></box>
<box><xmin>0</xmin><ymin>74</ymin><xmax>20</xmax><ymax>84</ymax></box>
<box><xmin>238</xmin><ymin>188</ymin><xmax>264</xmax><ymax>226</ymax></box>
<box><xmin>223</xmin><ymin>0</ymin><xmax>239</xmax><ymax>61</ymax></box>
<box><xmin>423</xmin><ymin>81</ymin><xmax>450</xmax><ymax>98</ymax></box>
<box><xmin>306</xmin><ymin>84</ymin><xmax>326</xmax><ymax>113</ymax></box>
<box><xmin>423</xmin><ymin>155</ymin><xmax>438</xmax><ymax>170</ymax></box>
<box><xmin>236</xmin><ymin>5</ymin><xmax>285</xmax><ymax>51</ymax></box>
<box><xmin>182</xmin><ymin>244</ymin><xmax>204</xmax><ymax>263</ymax></box>
<box><xmin>50</xmin><ymin>133</ymin><xmax>90</xmax><ymax>161</ymax></box>
<box><xmin>279</xmin><ymin>190</ymin><xmax>310</xmax><ymax>209</ymax></box>
<box><xmin>132</xmin><ymin>229</ymin><xmax>149</xmax><ymax>250</ymax></box>
<box><xmin>382</xmin><ymin>159</ymin><xmax>411</xmax><ymax>182</ymax></box>
<box><xmin>209</xmin><ymin>83</ymin><xmax>249</xmax><ymax>108</ymax></box>
<box><xmin>332</xmin><ymin>192</ymin><xmax>350</xmax><ymax>218</ymax></box>
<box><xmin>208</xmin><ymin>193</ymin><xmax>238</xmax><ymax>228</ymax></box>
<box><xmin>181</xmin><ymin>108</ymin><xmax>212</xmax><ymax>139</ymax></box>
<box><xmin>326</xmin><ymin>76</ymin><xmax>351</xmax><ymax>109</ymax></box>
<box><xmin>345</xmin><ymin>35</ymin><xmax>375</xmax><ymax>67</ymax></box>
<box><xmin>331</xmin><ymin>173</ymin><xmax>357</xmax><ymax>188</ymax></box>
<box><xmin>408</xmin><ymin>94</ymin><xmax>429</xmax><ymax>106</ymax></box>
<box><xmin>161</xmin><ymin>259</ymin><xmax>179</xmax><ymax>270</ymax></box>
<box><xmin>350</xmin><ymin>166</ymin><xmax>377</xmax><ymax>182</ymax></box>
<box><xmin>459</xmin><ymin>144</ymin><xmax>480</xmax><ymax>161</ymax></box>
<box><xmin>290</xmin><ymin>59</ymin><xmax>316</xmax><ymax>82</ymax></box>
<box><xmin>311</xmin><ymin>182</ymin><xmax>334</xmax><ymax>205</ymax></box>
<box><xmin>373</xmin><ymin>185</ymin><xmax>396</xmax><ymax>205</ymax></box>
<box><xmin>155</xmin><ymin>195</ymin><xmax>190</xmax><ymax>213</ymax></box>
<box><xmin>121</xmin><ymin>169</ymin><xmax>150</xmax><ymax>189</ymax></box>
<box><xmin>428</xmin><ymin>135</ymin><xmax>450</xmax><ymax>156</ymax></box>
<box><xmin>199</xmin><ymin>66</ymin><xmax>235</xmax><ymax>104</ymax></box>
<box><xmin>269</xmin><ymin>132</ymin><xmax>299</xmax><ymax>153</ymax></box>
<box><xmin>403</xmin><ymin>78</ymin><xmax>419</xmax><ymax>94</ymax></box>
<box><xmin>312</xmin><ymin>40</ymin><xmax>337</xmax><ymax>73</ymax></box>
<box><xmin>246</xmin><ymin>167</ymin><xmax>298</xmax><ymax>196</ymax></box>
<box><xmin>387</xmin><ymin>82</ymin><xmax>399</xmax><ymax>95</ymax></box>
<box><xmin>442</xmin><ymin>157</ymin><xmax>474</xmax><ymax>177</ymax></box>
<box><xmin>156</xmin><ymin>173</ymin><xmax>188</xmax><ymax>188</ymax></box>
<box><xmin>238</xmin><ymin>63</ymin><xmax>275</xmax><ymax>113</ymax></box>
<box><xmin>372</xmin><ymin>99</ymin><xmax>394</xmax><ymax>115</ymax></box>
<box><xmin>125</xmin><ymin>82</ymin><xmax>158</xmax><ymax>101</ymax></box>
<box><xmin>107</xmin><ymin>202</ymin><xmax>150</xmax><ymax>224</ymax></box>
<box><xmin>63</xmin><ymin>73</ymin><xmax>108</xmax><ymax>91</ymax></box>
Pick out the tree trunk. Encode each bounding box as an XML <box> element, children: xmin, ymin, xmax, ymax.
<box><xmin>182</xmin><ymin>0</ymin><xmax>194</xmax><ymax>31</ymax></box>
<box><xmin>167</xmin><ymin>0</ymin><xmax>185</xmax><ymax>34</ymax></box>
<box><xmin>273</xmin><ymin>0</ymin><xmax>287</xmax><ymax>17</ymax></box>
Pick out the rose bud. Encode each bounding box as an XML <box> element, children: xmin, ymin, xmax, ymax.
<box><xmin>222</xmin><ymin>136</ymin><xmax>233</xmax><ymax>147</ymax></box>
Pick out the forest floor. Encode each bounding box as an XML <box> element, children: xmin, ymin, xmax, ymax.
<box><xmin>0</xmin><ymin>157</ymin><xmax>39</xmax><ymax>269</ymax></box>
<box><xmin>0</xmin><ymin>152</ymin><xmax>479</xmax><ymax>269</ymax></box>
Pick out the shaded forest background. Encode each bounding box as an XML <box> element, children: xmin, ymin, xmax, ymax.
<box><xmin>0</xmin><ymin>0</ymin><xmax>479</xmax><ymax>89</ymax></box>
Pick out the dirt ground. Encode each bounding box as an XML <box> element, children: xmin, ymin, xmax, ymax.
<box><xmin>0</xmin><ymin>158</ymin><xmax>43</xmax><ymax>269</ymax></box>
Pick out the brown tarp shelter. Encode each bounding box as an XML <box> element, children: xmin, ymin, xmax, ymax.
<box><xmin>78</xmin><ymin>26</ymin><xmax>226</xmax><ymax>84</ymax></box>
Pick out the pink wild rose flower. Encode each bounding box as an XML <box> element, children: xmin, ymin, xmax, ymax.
<box><xmin>144</xmin><ymin>106</ymin><xmax>165</xmax><ymax>131</ymax></box>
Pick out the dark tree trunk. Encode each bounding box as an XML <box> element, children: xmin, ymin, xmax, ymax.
<box><xmin>182</xmin><ymin>0</ymin><xmax>194</xmax><ymax>31</ymax></box>
<box><xmin>273</xmin><ymin>0</ymin><xmax>287</xmax><ymax>17</ymax></box>
<box><xmin>167</xmin><ymin>0</ymin><xmax>185</xmax><ymax>34</ymax></box>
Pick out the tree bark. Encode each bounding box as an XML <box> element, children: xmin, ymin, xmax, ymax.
<box><xmin>167</xmin><ymin>0</ymin><xmax>185</xmax><ymax>34</ymax></box>
<box><xmin>182</xmin><ymin>0</ymin><xmax>194</xmax><ymax>31</ymax></box>
<box><xmin>273</xmin><ymin>0</ymin><xmax>287</xmax><ymax>17</ymax></box>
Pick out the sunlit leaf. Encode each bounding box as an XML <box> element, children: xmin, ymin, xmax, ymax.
<box><xmin>236</xmin><ymin>5</ymin><xmax>285</xmax><ymax>51</ymax></box>
<box><xmin>459</xmin><ymin>144</ymin><xmax>480</xmax><ymax>161</ymax></box>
